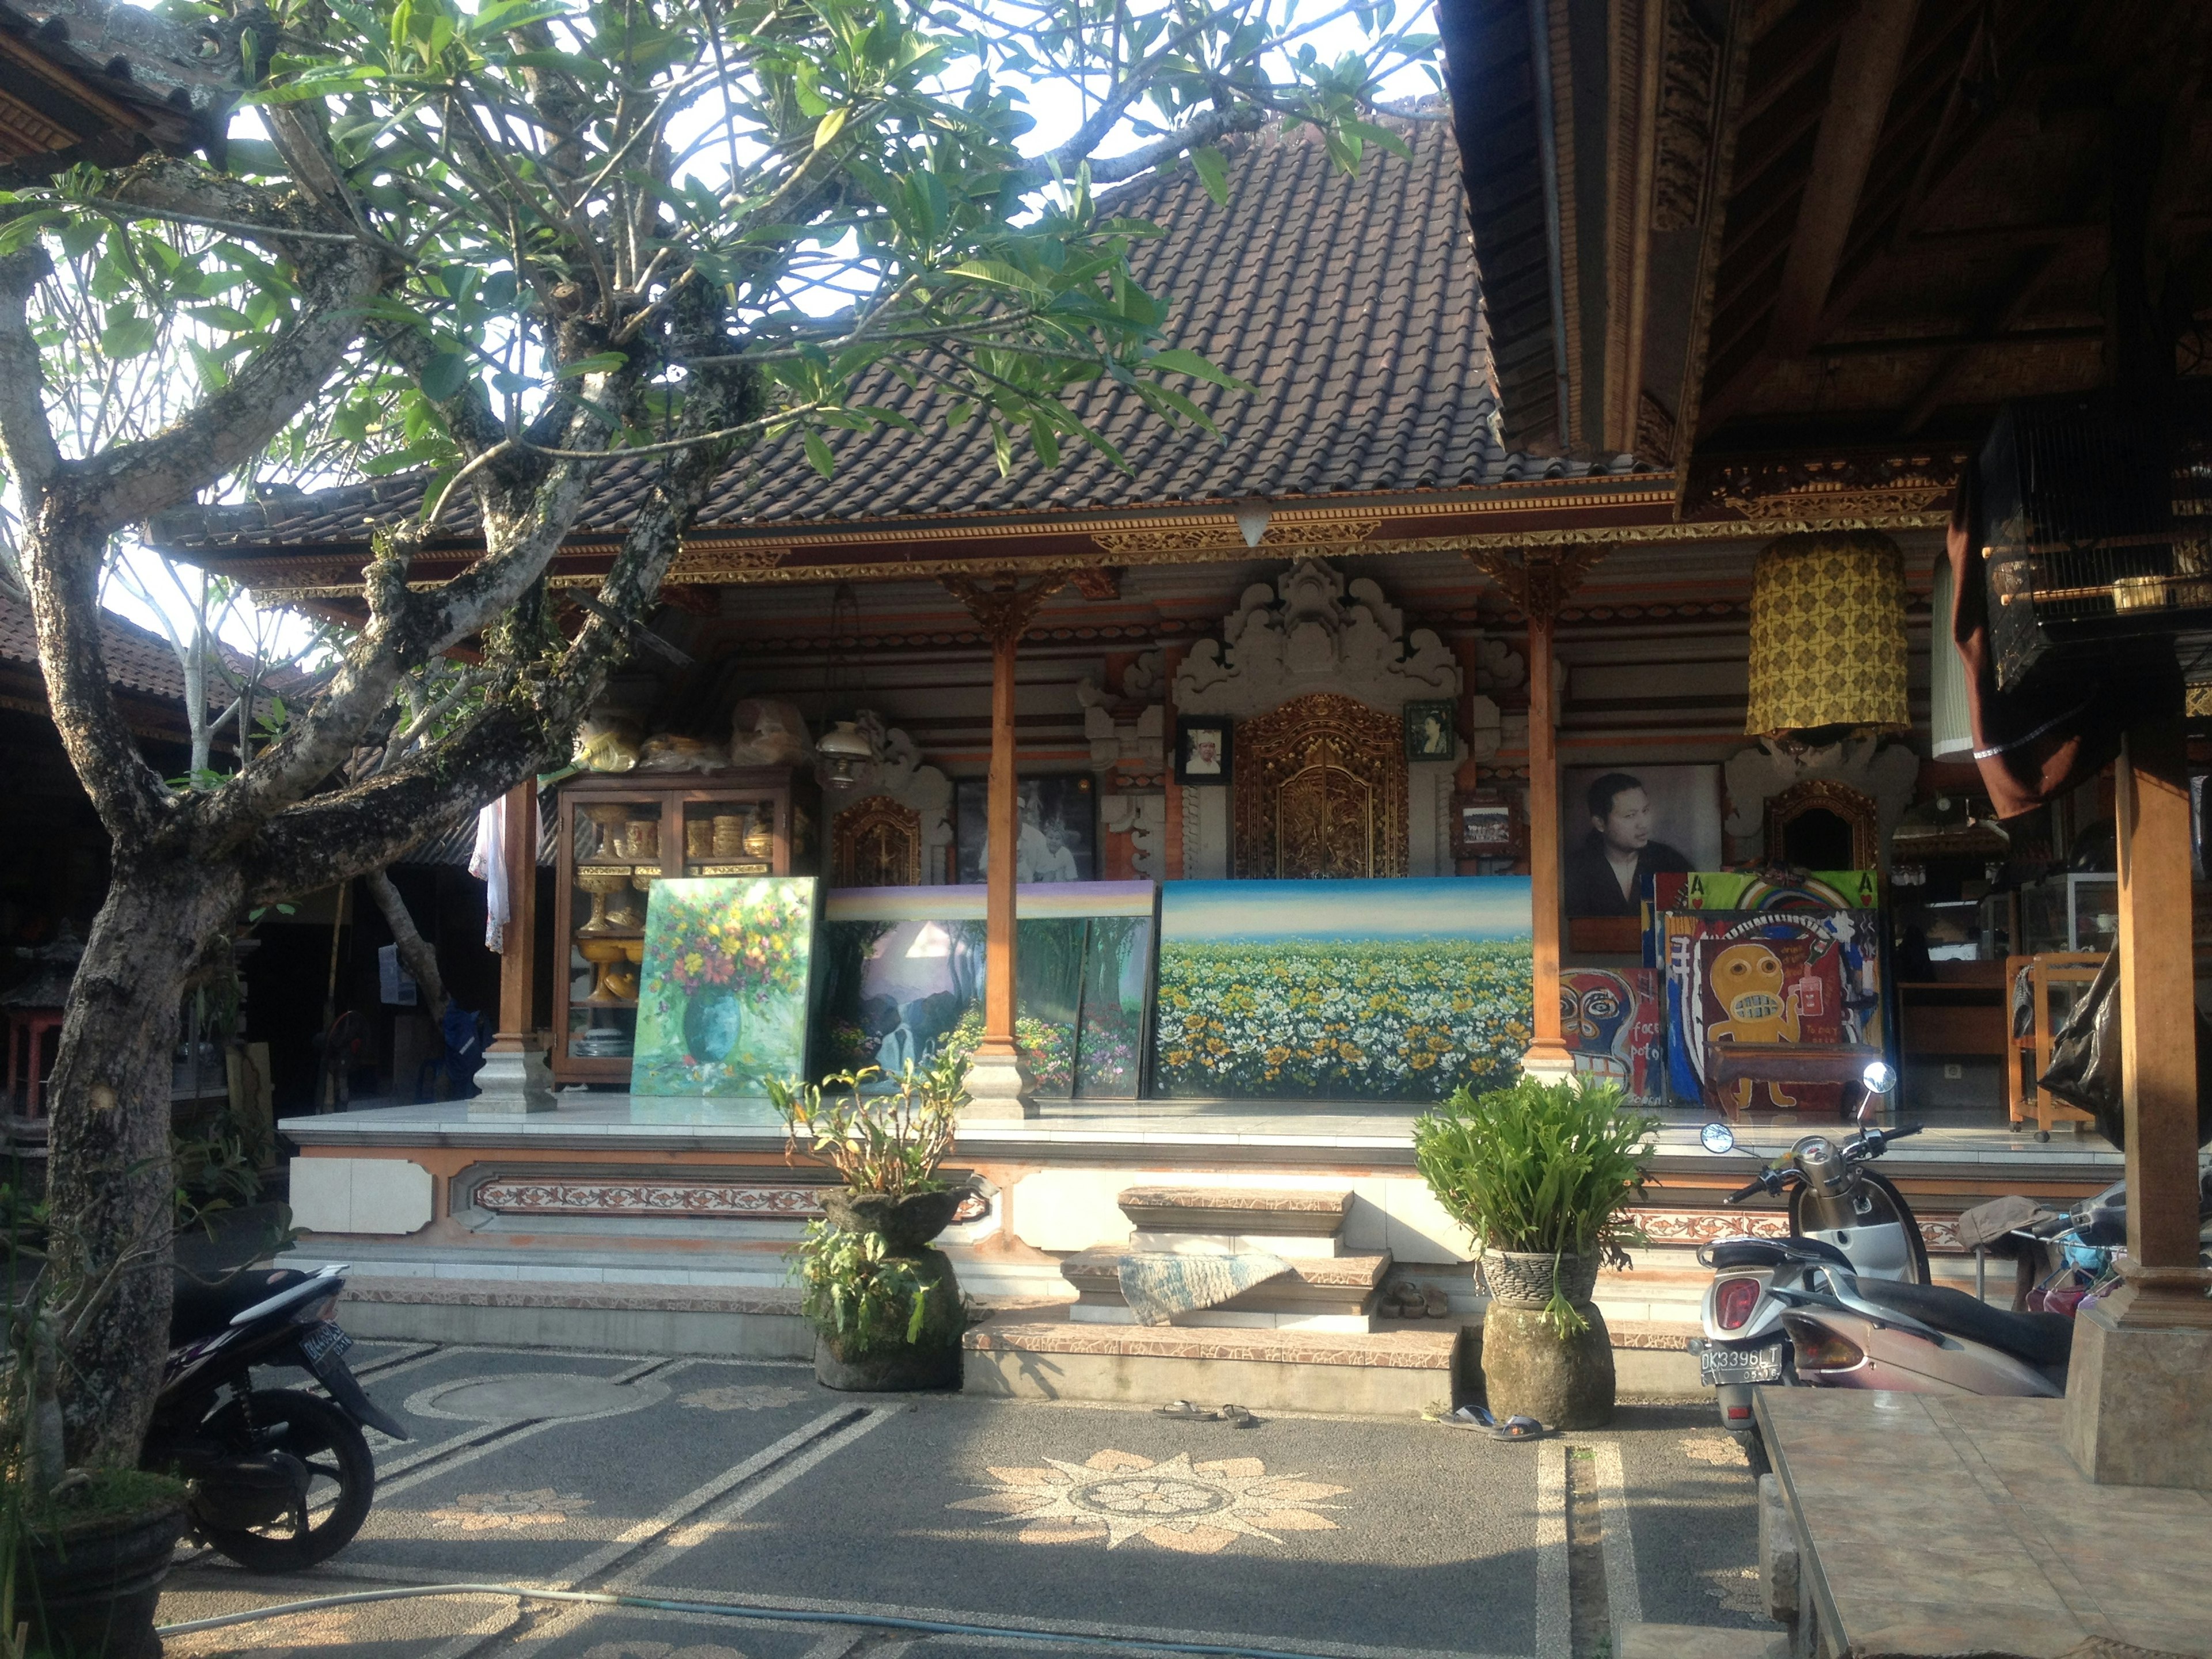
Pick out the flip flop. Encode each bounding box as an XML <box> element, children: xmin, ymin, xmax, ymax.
<box><xmin>1157</xmin><ymin>1400</ymin><xmax>1219</xmax><ymax>1421</ymax></box>
<box><xmin>1218</xmin><ymin>1404</ymin><xmax>1259</xmax><ymax>1429</ymax></box>
<box><xmin>1423</xmin><ymin>1287</ymin><xmax>1451</xmax><ymax>1318</ymax></box>
<box><xmin>1438</xmin><ymin>1406</ymin><xmax>1548</xmax><ymax>1440</ymax></box>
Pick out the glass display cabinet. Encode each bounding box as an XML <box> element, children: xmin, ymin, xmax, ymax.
<box><xmin>551</xmin><ymin>768</ymin><xmax>820</xmax><ymax>1088</ymax></box>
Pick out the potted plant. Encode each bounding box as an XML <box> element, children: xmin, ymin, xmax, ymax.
<box><xmin>1414</xmin><ymin>1077</ymin><xmax>1657</xmax><ymax>1429</ymax></box>
<box><xmin>4</xmin><ymin>1173</ymin><xmax>188</xmax><ymax>1659</ymax></box>
<box><xmin>770</xmin><ymin>1055</ymin><xmax>971</xmax><ymax>1392</ymax></box>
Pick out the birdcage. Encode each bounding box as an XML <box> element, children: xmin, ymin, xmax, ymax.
<box><xmin>1978</xmin><ymin>392</ymin><xmax>2212</xmax><ymax>691</ymax></box>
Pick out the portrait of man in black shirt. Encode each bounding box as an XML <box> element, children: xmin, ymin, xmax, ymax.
<box><xmin>1562</xmin><ymin>771</ymin><xmax>1694</xmax><ymax>917</ymax></box>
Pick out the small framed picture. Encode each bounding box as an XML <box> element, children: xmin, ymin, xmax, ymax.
<box><xmin>1453</xmin><ymin>790</ymin><xmax>1524</xmax><ymax>860</ymax></box>
<box><xmin>1174</xmin><ymin>718</ymin><xmax>1233</xmax><ymax>785</ymax></box>
<box><xmin>1404</xmin><ymin>699</ymin><xmax>1457</xmax><ymax>762</ymax></box>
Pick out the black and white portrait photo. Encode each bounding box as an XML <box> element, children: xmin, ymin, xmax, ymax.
<box><xmin>1560</xmin><ymin>765</ymin><xmax>1723</xmax><ymax>917</ymax></box>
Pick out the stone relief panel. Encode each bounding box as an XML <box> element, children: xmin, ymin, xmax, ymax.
<box><xmin>1723</xmin><ymin>733</ymin><xmax>1919</xmax><ymax>869</ymax></box>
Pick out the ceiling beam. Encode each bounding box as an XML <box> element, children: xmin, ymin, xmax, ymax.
<box><xmin>1767</xmin><ymin>0</ymin><xmax>1922</xmax><ymax>358</ymax></box>
<box><xmin>1697</xmin><ymin>0</ymin><xmax>1921</xmax><ymax>437</ymax></box>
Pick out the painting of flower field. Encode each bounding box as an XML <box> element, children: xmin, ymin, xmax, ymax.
<box><xmin>1154</xmin><ymin>879</ymin><xmax>1533</xmax><ymax>1101</ymax></box>
<box><xmin>632</xmin><ymin>877</ymin><xmax>819</xmax><ymax>1098</ymax></box>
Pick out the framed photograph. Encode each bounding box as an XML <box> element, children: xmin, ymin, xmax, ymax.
<box><xmin>955</xmin><ymin>774</ymin><xmax>1098</xmax><ymax>884</ymax></box>
<box><xmin>1560</xmin><ymin>763</ymin><xmax>1725</xmax><ymax>919</ymax></box>
<box><xmin>1452</xmin><ymin>790</ymin><xmax>1524</xmax><ymax>860</ymax></box>
<box><xmin>1403</xmin><ymin>699</ymin><xmax>1457</xmax><ymax>762</ymax></box>
<box><xmin>1173</xmin><ymin>717</ymin><xmax>1233</xmax><ymax>786</ymax></box>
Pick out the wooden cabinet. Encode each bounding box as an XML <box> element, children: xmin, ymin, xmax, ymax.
<box><xmin>551</xmin><ymin>769</ymin><xmax>820</xmax><ymax>1088</ymax></box>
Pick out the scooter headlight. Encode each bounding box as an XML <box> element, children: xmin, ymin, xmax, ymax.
<box><xmin>1714</xmin><ymin>1277</ymin><xmax>1762</xmax><ymax>1331</ymax></box>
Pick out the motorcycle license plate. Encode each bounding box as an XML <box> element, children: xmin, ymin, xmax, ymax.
<box><xmin>300</xmin><ymin>1322</ymin><xmax>353</xmax><ymax>1365</ymax></box>
<box><xmin>1700</xmin><ymin>1342</ymin><xmax>1784</xmax><ymax>1386</ymax></box>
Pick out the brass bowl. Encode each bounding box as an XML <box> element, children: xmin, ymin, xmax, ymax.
<box><xmin>578</xmin><ymin>802</ymin><xmax>631</xmax><ymax>861</ymax></box>
<box><xmin>574</xmin><ymin>866</ymin><xmax>630</xmax><ymax>933</ymax></box>
<box><xmin>577</xmin><ymin>937</ymin><xmax>630</xmax><ymax>1001</ymax></box>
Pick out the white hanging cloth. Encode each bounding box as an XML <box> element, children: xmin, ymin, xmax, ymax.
<box><xmin>469</xmin><ymin>795</ymin><xmax>509</xmax><ymax>952</ymax></box>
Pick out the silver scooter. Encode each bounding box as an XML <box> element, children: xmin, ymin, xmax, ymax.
<box><xmin>1690</xmin><ymin>1062</ymin><xmax>1933</xmax><ymax>1455</ymax></box>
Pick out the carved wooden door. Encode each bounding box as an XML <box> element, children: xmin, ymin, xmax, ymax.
<box><xmin>1233</xmin><ymin>693</ymin><xmax>1406</xmax><ymax>878</ymax></box>
<box><xmin>832</xmin><ymin>795</ymin><xmax>922</xmax><ymax>887</ymax></box>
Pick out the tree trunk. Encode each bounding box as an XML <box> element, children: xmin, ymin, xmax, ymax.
<box><xmin>46</xmin><ymin>857</ymin><xmax>244</xmax><ymax>1468</ymax></box>
<box><xmin>366</xmin><ymin>867</ymin><xmax>446</xmax><ymax>1014</ymax></box>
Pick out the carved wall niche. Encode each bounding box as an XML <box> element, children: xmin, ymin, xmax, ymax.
<box><xmin>825</xmin><ymin>710</ymin><xmax>952</xmax><ymax>882</ymax></box>
<box><xmin>1174</xmin><ymin>559</ymin><xmax>1461</xmax><ymax>878</ymax></box>
<box><xmin>1764</xmin><ymin>780</ymin><xmax>1880</xmax><ymax>873</ymax></box>
<box><xmin>1233</xmin><ymin>694</ymin><xmax>1407</xmax><ymax>880</ymax></box>
<box><xmin>1724</xmin><ymin>733</ymin><xmax>1918</xmax><ymax>870</ymax></box>
<box><xmin>832</xmin><ymin>796</ymin><xmax>923</xmax><ymax>887</ymax></box>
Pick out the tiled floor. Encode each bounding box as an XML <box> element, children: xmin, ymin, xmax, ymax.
<box><xmin>1760</xmin><ymin>1390</ymin><xmax>2212</xmax><ymax>1658</ymax></box>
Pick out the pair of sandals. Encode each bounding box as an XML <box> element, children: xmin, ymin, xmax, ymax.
<box><xmin>1431</xmin><ymin>1404</ymin><xmax>1547</xmax><ymax>1441</ymax></box>
<box><xmin>1157</xmin><ymin>1400</ymin><xmax>1259</xmax><ymax>1427</ymax></box>
<box><xmin>1384</xmin><ymin>1282</ymin><xmax>1451</xmax><ymax>1319</ymax></box>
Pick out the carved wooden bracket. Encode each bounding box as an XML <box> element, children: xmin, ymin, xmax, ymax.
<box><xmin>940</xmin><ymin>572</ymin><xmax>1070</xmax><ymax>645</ymax></box>
<box><xmin>1464</xmin><ymin>545</ymin><xmax>1612</xmax><ymax>621</ymax></box>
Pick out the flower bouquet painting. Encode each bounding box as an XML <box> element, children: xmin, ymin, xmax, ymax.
<box><xmin>632</xmin><ymin>877</ymin><xmax>819</xmax><ymax>1097</ymax></box>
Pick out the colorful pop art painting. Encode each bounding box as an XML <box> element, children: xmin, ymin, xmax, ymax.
<box><xmin>811</xmin><ymin>882</ymin><xmax>1154</xmax><ymax>1097</ymax></box>
<box><xmin>1659</xmin><ymin>908</ymin><xmax>1884</xmax><ymax>1109</ymax></box>
<box><xmin>632</xmin><ymin>877</ymin><xmax>819</xmax><ymax>1098</ymax></box>
<box><xmin>1153</xmin><ymin>879</ymin><xmax>1533</xmax><ymax>1101</ymax></box>
<box><xmin>1560</xmin><ymin>968</ymin><xmax>1662</xmax><ymax>1100</ymax></box>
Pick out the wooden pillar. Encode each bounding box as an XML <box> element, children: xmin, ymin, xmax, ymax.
<box><xmin>494</xmin><ymin>779</ymin><xmax>537</xmax><ymax>1041</ymax></box>
<box><xmin>983</xmin><ymin>627</ymin><xmax>1021</xmax><ymax>1057</ymax></box>
<box><xmin>1467</xmin><ymin>546</ymin><xmax>1608</xmax><ymax>1081</ymax></box>
<box><xmin>2108</xmin><ymin>715</ymin><xmax>2209</xmax><ymax>1313</ymax></box>
<box><xmin>474</xmin><ymin>779</ymin><xmax>554</xmax><ymax>1112</ymax></box>
<box><xmin>941</xmin><ymin>571</ymin><xmax>1068</xmax><ymax>1118</ymax></box>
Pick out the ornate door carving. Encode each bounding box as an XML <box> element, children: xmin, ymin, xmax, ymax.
<box><xmin>1233</xmin><ymin>694</ymin><xmax>1406</xmax><ymax>878</ymax></box>
<box><xmin>832</xmin><ymin>795</ymin><xmax>923</xmax><ymax>887</ymax></box>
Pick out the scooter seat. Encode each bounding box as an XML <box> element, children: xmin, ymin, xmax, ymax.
<box><xmin>1707</xmin><ymin>1236</ymin><xmax>1852</xmax><ymax>1271</ymax></box>
<box><xmin>172</xmin><ymin>1267</ymin><xmax>316</xmax><ymax>1344</ymax></box>
<box><xmin>1849</xmin><ymin>1277</ymin><xmax>2075</xmax><ymax>1368</ymax></box>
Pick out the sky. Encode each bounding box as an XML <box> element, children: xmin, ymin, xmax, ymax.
<box><xmin>88</xmin><ymin>0</ymin><xmax>1440</xmax><ymax>663</ymax></box>
<box><xmin>1164</xmin><ymin>879</ymin><xmax>1534</xmax><ymax>942</ymax></box>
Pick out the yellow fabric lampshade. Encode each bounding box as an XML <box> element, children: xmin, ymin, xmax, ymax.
<box><xmin>1744</xmin><ymin>532</ymin><xmax>1911</xmax><ymax>736</ymax></box>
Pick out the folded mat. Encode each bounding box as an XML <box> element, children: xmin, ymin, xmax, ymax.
<box><xmin>1116</xmin><ymin>1252</ymin><xmax>1291</xmax><ymax>1326</ymax></box>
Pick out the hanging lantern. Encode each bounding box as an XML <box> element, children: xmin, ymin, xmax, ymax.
<box><xmin>1744</xmin><ymin>532</ymin><xmax>1910</xmax><ymax>737</ymax></box>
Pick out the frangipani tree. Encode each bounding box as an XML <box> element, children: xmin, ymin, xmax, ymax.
<box><xmin>0</xmin><ymin>0</ymin><xmax>1437</xmax><ymax>1467</ymax></box>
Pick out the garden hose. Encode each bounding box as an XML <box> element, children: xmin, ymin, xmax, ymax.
<box><xmin>157</xmin><ymin>1581</ymin><xmax>1357</xmax><ymax>1659</ymax></box>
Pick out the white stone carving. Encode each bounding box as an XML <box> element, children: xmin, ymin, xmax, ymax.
<box><xmin>1077</xmin><ymin>649</ymin><xmax>1167</xmax><ymax>768</ymax></box>
<box><xmin>1103</xmin><ymin>789</ymin><xmax>1166</xmax><ymax>878</ymax></box>
<box><xmin>1724</xmin><ymin>734</ymin><xmax>1921</xmax><ymax>866</ymax></box>
<box><xmin>1173</xmin><ymin>559</ymin><xmax>1461</xmax><ymax>717</ymax></box>
<box><xmin>830</xmin><ymin>710</ymin><xmax>954</xmax><ymax>881</ymax></box>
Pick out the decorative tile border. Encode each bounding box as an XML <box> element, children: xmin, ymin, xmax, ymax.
<box><xmin>474</xmin><ymin>1179</ymin><xmax>828</xmax><ymax>1219</ymax></box>
<box><xmin>1630</xmin><ymin>1207</ymin><xmax>1962</xmax><ymax>1253</ymax></box>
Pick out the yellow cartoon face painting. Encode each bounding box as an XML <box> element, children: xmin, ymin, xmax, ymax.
<box><xmin>1706</xmin><ymin>941</ymin><xmax>1799</xmax><ymax>1109</ymax></box>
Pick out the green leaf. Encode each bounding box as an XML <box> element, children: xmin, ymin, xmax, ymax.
<box><xmin>1145</xmin><ymin>347</ymin><xmax>1245</xmax><ymax>389</ymax></box>
<box><xmin>556</xmin><ymin>351</ymin><xmax>627</xmax><ymax>379</ymax></box>
<box><xmin>802</xmin><ymin>430</ymin><xmax>836</xmax><ymax>479</ymax></box>
<box><xmin>1190</xmin><ymin>144</ymin><xmax>1230</xmax><ymax>206</ymax></box>
<box><xmin>813</xmin><ymin>107</ymin><xmax>850</xmax><ymax>151</ymax></box>
<box><xmin>419</xmin><ymin>351</ymin><xmax>471</xmax><ymax>402</ymax></box>
<box><xmin>100</xmin><ymin>314</ymin><xmax>158</xmax><ymax>358</ymax></box>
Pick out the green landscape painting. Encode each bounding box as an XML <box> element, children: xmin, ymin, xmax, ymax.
<box><xmin>1153</xmin><ymin>879</ymin><xmax>1533</xmax><ymax>1101</ymax></box>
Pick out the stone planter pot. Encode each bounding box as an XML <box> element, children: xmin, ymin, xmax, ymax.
<box><xmin>1481</xmin><ymin>1249</ymin><xmax>1601</xmax><ymax>1308</ymax></box>
<box><xmin>1480</xmin><ymin>1302</ymin><xmax>1616</xmax><ymax>1430</ymax></box>
<box><xmin>812</xmin><ymin>1185</ymin><xmax>970</xmax><ymax>1393</ymax></box>
<box><xmin>23</xmin><ymin>1501</ymin><xmax>186</xmax><ymax>1659</ymax></box>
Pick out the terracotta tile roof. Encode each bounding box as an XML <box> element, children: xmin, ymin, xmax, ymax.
<box><xmin>0</xmin><ymin>588</ymin><xmax>314</xmax><ymax>708</ymax></box>
<box><xmin>154</xmin><ymin>115</ymin><xmax>1645</xmax><ymax>555</ymax></box>
<box><xmin>0</xmin><ymin>0</ymin><xmax>238</xmax><ymax>180</ymax></box>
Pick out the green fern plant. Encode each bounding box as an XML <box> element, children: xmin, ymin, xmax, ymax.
<box><xmin>1414</xmin><ymin>1077</ymin><xmax>1658</xmax><ymax>1334</ymax></box>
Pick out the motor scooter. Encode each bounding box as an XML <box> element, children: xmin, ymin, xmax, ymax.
<box><xmin>1690</xmin><ymin>1060</ymin><xmax>1931</xmax><ymax>1460</ymax></box>
<box><xmin>146</xmin><ymin>1263</ymin><xmax>410</xmax><ymax>1570</ymax></box>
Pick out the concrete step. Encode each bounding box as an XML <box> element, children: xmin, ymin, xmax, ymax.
<box><xmin>964</xmin><ymin>1311</ymin><xmax>1467</xmax><ymax>1416</ymax></box>
<box><xmin>1062</xmin><ymin>1247</ymin><xmax>1390</xmax><ymax>1331</ymax></box>
<box><xmin>1618</xmin><ymin>1624</ymin><xmax>1788</xmax><ymax>1659</ymax></box>
<box><xmin>1116</xmin><ymin>1185</ymin><xmax>1354</xmax><ymax>1256</ymax></box>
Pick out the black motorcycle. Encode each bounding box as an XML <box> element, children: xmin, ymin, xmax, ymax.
<box><xmin>148</xmin><ymin>1263</ymin><xmax>409</xmax><ymax>1569</ymax></box>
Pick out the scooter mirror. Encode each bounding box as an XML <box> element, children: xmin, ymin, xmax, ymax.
<box><xmin>1861</xmin><ymin>1060</ymin><xmax>1898</xmax><ymax>1096</ymax></box>
<box><xmin>1700</xmin><ymin>1121</ymin><xmax>1736</xmax><ymax>1154</ymax></box>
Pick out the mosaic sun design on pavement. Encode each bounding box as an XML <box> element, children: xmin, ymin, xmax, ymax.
<box><xmin>949</xmin><ymin>1449</ymin><xmax>1347</xmax><ymax>1552</ymax></box>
